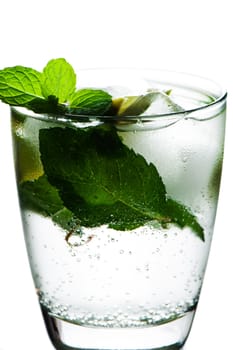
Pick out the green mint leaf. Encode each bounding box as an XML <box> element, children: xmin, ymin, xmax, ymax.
<box><xmin>20</xmin><ymin>174</ymin><xmax>66</xmax><ymax>215</ymax></box>
<box><xmin>41</xmin><ymin>58</ymin><xmax>76</xmax><ymax>103</ymax></box>
<box><xmin>19</xmin><ymin>175</ymin><xmax>78</xmax><ymax>231</ymax></box>
<box><xmin>69</xmin><ymin>89</ymin><xmax>112</xmax><ymax>115</ymax></box>
<box><xmin>0</xmin><ymin>66</ymin><xmax>44</xmax><ymax>106</ymax></box>
<box><xmin>165</xmin><ymin>199</ymin><xmax>205</xmax><ymax>241</ymax></box>
<box><xmin>37</xmin><ymin>125</ymin><xmax>204</xmax><ymax>239</ymax></box>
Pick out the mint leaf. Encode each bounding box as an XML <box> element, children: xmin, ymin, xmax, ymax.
<box><xmin>0</xmin><ymin>66</ymin><xmax>44</xmax><ymax>106</ymax></box>
<box><xmin>20</xmin><ymin>174</ymin><xmax>66</xmax><ymax>215</ymax></box>
<box><xmin>165</xmin><ymin>199</ymin><xmax>204</xmax><ymax>241</ymax></box>
<box><xmin>36</xmin><ymin>125</ymin><xmax>204</xmax><ymax>239</ymax></box>
<box><xmin>69</xmin><ymin>89</ymin><xmax>112</xmax><ymax>115</ymax></box>
<box><xmin>41</xmin><ymin>58</ymin><xmax>76</xmax><ymax>103</ymax></box>
<box><xmin>19</xmin><ymin>175</ymin><xmax>78</xmax><ymax>231</ymax></box>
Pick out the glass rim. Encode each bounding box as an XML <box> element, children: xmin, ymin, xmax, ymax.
<box><xmin>11</xmin><ymin>68</ymin><xmax>227</xmax><ymax>122</ymax></box>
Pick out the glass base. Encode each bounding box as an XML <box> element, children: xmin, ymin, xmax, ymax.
<box><xmin>41</xmin><ymin>306</ymin><xmax>195</xmax><ymax>350</ymax></box>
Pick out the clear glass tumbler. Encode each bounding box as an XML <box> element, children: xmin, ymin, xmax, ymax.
<box><xmin>11</xmin><ymin>69</ymin><xmax>227</xmax><ymax>350</ymax></box>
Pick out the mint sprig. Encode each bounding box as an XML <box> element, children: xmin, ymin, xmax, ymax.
<box><xmin>0</xmin><ymin>58</ymin><xmax>112</xmax><ymax>116</ymax></box>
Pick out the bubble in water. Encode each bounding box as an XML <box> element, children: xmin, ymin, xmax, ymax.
<box><xmin>180</xmin><ymin>148</ymin><xmax>192</xmax><ymax>164</ymax></box>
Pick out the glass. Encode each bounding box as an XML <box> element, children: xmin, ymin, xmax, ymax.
<box><xmin>11</xmin><ymin>69</ymin><xmax>226</xmax><ymax>350</ymax></box>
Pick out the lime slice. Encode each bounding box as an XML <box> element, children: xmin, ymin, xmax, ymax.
<box><xmin>117</xmin><ymin>93</ymin><xmax>157</xmax><ymax>116</ymax></box>
<box><xmin>15</xmin><ymin>137</ymin><xmax>44</xmax><ymax>182</ymax></box>
<box><xmin>12</xmin><ymin>114</ymin><xmax>44</xmax><ymax>183</ymax></box>
<box><xmin>115</xmin><ymin>91</ymin><xmax>184</xmax><ymax>117</ymax></box>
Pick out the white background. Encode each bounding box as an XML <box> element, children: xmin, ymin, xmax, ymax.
<box><xmin>0</xmin><ymin>0</ymin><xmax>232</xmax><ymax>349</ymax></box>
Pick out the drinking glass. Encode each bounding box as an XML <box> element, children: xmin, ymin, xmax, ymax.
<box><xmin>11</xmin><ymin>69</ymin><xmax>227</xmax><ymax>350</ymax></box>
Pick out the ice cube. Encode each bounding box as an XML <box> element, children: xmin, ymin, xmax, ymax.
<box><xmin>143</xmin><ymin>90</ymin><xmax>185</xmax><ymax>116</ymax></box>
<box><xmin>115</xmin><ymin>91</ymin><xmax>185</xmax><ymax>131</ymax></box>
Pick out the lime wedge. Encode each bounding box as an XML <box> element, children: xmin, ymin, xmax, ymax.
<box><xmin>15</xmin><ymin>137</ymin><xmax>44</xmax><ymax>182</ymax></box>
<box><xmin>12</xmin><ymin>114</ymin><xmax>44</xmax><ymax>183</ymax></box>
